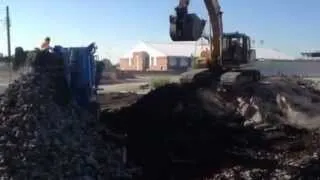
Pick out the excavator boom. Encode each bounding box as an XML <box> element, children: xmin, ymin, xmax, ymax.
<box><xmin>204</xmin><ymin>0</ymin><xmax>223</xmax><ymax>64</ymax></box>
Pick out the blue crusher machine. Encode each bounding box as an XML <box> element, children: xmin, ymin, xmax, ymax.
<box><xmin>53</xmin><ymin>43</ymin><xmax>100</xmax><ymax>117</ymax></box>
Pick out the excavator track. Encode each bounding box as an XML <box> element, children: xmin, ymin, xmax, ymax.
<box><xmin>220</xmin><ymin>69</ymin><xmax>261</xmax><ymax>87</ymax></box>
<box><xmin>180</xmin><ymin>68</ymin><xmax>209</xmax><ymax>84</ymax></box>
<box><xmin>180</xmin><ymin>68</ymin><xmax>261</xmax><ymax>88</ymax></box>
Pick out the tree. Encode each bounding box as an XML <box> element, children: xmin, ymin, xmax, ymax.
<box><xmin>101</xmin><ymin>58</ymin><xmax>113</xmax><ymax>71</ymax></box>
<box><xmin>95</xmin><ymin>60</ymin><xmax>106</xmax><ymax>88</ymax></box>
<box><xmin>13</xmin><ymin>47</ymin><xmax>27</xmax><ymax>71</ymax></box>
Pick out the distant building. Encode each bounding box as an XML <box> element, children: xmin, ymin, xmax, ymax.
<box><xmin>119</xmin><ymin>41</ymin><xmax>295</xmax><ymax>71</ymax></box>
<box><xmin>119</xmin><ymin>40</ymin><xmax>209</xmax><ymax>71</ymax></box>
<box><xmin>254</xmin><ymin>48</ymin><xmax>294</xmax><ymax>61</ymax></box>
<box><xmin>300</xmin><ymin>50</ymin><xmax>320</xmax><ymax>60</ymax></box>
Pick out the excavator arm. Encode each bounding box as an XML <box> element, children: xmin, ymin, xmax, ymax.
<box><xmin>170</xmin><ymin>0</ymin><xmax>223</xmax><ymax>64</ymax></box>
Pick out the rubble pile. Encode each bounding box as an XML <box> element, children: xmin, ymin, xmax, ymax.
<box><xmin>103</xmin><ymin>78</ymin><xmax>320</xmax><ymax>179</ymax></box>
<box><xmin>231</xmin><ymin>77</ymin><xmax>320</xmax><ymax>129</ymax></box>
<box><xmin>0</xmin><ymin>51</ymin><xmax>132</xmax><ymax>179</ymax></box>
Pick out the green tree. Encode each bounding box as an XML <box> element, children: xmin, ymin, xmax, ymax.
<box><xmin>13</xmin><ymin>47</ymin><xmax>27</xmax><ymax>71</ymax></box>
<box><xmin>101</xmin><ymin>58</ymin><xmax>113</xmax><ymax>71</ymax></box>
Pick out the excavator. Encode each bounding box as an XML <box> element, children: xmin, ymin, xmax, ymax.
<box><xmin>170</xmin><ymin>0</ymin><xmax>261</xmax><ymax>86</ymax></box>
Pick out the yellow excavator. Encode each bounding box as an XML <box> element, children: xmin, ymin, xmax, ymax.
<box><xmin>170</xmin><ymin>0</ymin><xmax>261</xmax><ymax>86</ymax></box>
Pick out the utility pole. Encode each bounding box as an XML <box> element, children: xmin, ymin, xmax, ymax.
<box><xmin>6</xmin><ymin>6</ymin><xmax>11</xmax><ymax>83</ymax></box>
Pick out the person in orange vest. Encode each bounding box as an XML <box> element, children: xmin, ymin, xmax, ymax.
<box><xmin>41</xmin><ymin>37</ymin><xmax>51</xmax><ymax>51</ymax></box>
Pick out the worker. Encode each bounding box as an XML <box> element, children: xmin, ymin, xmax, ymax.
<box><xmin>41</xmin><ymin>37</ymin><xmax>52</xmax><ymax>51</ymax></box>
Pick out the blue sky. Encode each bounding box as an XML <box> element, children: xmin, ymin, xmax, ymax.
<box><xmin>0</xmin><ymin>0</ymin><xmax>319</xmax><ymax>62</ymax></box>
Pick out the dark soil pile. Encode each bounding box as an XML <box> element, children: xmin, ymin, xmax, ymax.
<box><xmin>102</xmin><ymin>79</ymin><xmax>320</xmax><ymax>179</ymax></box>
<box><xmin>0</xmin><ymin>51</ymin><xmax>133</xmax><ymax>179</ymax></box>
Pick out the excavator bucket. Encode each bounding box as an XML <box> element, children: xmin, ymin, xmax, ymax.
<box><xmin>170</xmin><ymin>13</ymin><xmax>206</xmax><ymax>41</ymax></box>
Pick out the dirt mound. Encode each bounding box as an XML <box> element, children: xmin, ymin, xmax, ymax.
<box><xmin>102</xmin><ymin>79</ymin><xmax>320</xmax><ymax>179</ymax></box>
<box><xmin>0</xmin><ymin>51</ymin><xmax>133</xmax><ymax>179</ymax></box>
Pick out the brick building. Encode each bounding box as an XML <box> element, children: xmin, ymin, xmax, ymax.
<box><xmin>119</xmin><ymin>41</ymin><xmax>209</xmax><ymax>71</ymax></box>
<box><xmin>300</xmin><ymin>50</ymin><xmax>320</xmax><ymax>60</ymax></box>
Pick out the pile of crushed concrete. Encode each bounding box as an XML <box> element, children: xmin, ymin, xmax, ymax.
<box><xmin>0</xmin><ymin>51</ymin><xmax>135</xmax><ymax>179</ymax></box>
<box><xmin>102</xmin><ymin>76</ymin><xmax>320</xmax><ymax>179</ymax></box>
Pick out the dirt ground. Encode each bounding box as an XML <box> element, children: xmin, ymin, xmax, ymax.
<box><xmin>97</xmin><ymin>74</ymin><xmax>180</xmax><ymax>94</ymax></box>
<box><xmin>98</xmin><ymin>83</ymin><xmax>149</xmax><ymax>94</ymax></box>
<box><xmin>0</xmin><ymin>71</ymin><xmax>19</xmax><ymax>83</ymax></box>
<box><xmin>98</xmin><ymin>92</ymin><xmax>142</xmax><ymax>110</ymax></box>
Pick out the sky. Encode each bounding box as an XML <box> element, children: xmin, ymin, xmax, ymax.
<box><xmin>0</xmin><ymin>0</ymin><xmax>319</xmax><ymax>63</ymax></box>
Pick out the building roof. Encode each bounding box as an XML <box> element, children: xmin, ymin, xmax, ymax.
<box><xmin>121</xmin><ymin>41</ymin><xmax>294</xmax><ymax>60</ymax></box>
<box><xmin>121</xmin><ymin>39</ymin><xmax>209</xmax><ymax>58</ymax></box>
<box><xmin>255</xmin><ymin>48</ymin><xmax>294</xmax><ymax>60</ymax></box>
<box><xmin>146</xmin><ymin>41</ymin><xmax>209</xmax><ymax>57</ymax></box>
<box><xmin>301</xmin><ymin>49</ymin><xmax>320</xmax><ymax>54</ymax></box>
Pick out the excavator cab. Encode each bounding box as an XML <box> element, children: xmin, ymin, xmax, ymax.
<box><xmin>222</xmin><ymin>32</ymin><xmax>256</xmax><ymax>67</ymax></box>
<box><xmin>169</xmin><ymin>7</ymin><xmax>206</xmax><ymax>41</ymax></box>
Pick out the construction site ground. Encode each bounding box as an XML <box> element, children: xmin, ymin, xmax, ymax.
<box><xmin>3</xmin><ymin>53</ymin><xmax>320</xmax><ymax>179</ymax></box>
